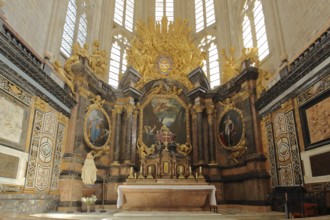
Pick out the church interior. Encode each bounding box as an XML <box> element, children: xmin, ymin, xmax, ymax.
<box><xmin>0</xmin><ymin>0</ymin><xmax>329</xmax><ymax>219</ymax></box>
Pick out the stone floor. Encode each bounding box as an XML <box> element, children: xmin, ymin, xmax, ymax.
<box><xmin>0</xmin><ymin>208</ymin><xmax>329</xmax><ymax>220</ymax></box>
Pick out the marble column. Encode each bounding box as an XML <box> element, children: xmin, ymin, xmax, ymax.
<box><xmin>206</xmin><ymin>104</ymin><xmax>216</xmax><ymax>164</ymax></box>
<box><xmin>112</xmin><ymin>104</ymin><xmax>123</xmax><ymax>164</ymax></box>
<box><xmin>124</xmin><ymin>104</ymin><xmax>134</xmax><ymax>164</ymax></box>
<box><xmin>194</xmin><ymin>104</ymin><xmax>205</xmax><ymax>164</ymax></box>
<box><xmin>130</xmin><ymin>106</ymin><xmax>139</xmax><ymax>163</ymax></box>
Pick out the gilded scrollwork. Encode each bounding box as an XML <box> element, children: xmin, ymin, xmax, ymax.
<box><xmin>240</xmin><ymin>47</ymin><xmax>259</xmax><ymax>67</ymax></box>
<box><xmin>78</xmin><ymin>87</ymin><xmax>92</xmax><ymax>99</ymax></box>
<box><xmin>221</xmin><ymin>47</ymin><xmax>240</xmax><ymax>83</ymax></box>
<box><xmin>193</xmin><ymin>104</ymin><xmax>205</xmax><ymax>113</ymax></box>
<box><xmin>148</xmin><ymin>83</ymin><xmax>183</xmax><ymax>96</ymax></box>
<box><xmin>256</xmin><ymin>69</ymin><xmax>272</xmax><ymax>98</ymax></box>
<box><xmin>127</xmin><ymin>17</ymin><xmax>204</xmax><ymax>90</ymax></box>
<box><xmin>34</xmin><ymin>97</ymin><xmax>48</xmax><ymax>112</ymax></box>
<box><xmin>218</xmin><ymin>98</ymin><xmax>235</xmax><ymax>111</ymax></box>
<box><xmin>137</xmin><ymin>138</ymin><xmax>155</xmax><ymax>159</ymax></box>
<box><xmin>124</xmin><ymin>104</ymin><xmax>135</xmax><ymax>114</ymax></box>
<box><xmin>176</xmin><ymin>143</ymin><xmax>192</xmax><ymax>156</ymax></box>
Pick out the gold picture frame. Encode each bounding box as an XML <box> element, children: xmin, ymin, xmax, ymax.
<box><xmin>217</xmin><ymin>107</ymin><xmax>245</xmax><ymax>151</ymax></box>
<box><xmin>83</xmin><ymin>103</ymin><xmax>111</xmax><ymax>150</ymax></box>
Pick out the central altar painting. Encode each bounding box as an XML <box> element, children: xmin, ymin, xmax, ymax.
<box><xmin>136</xmin><ymin>87</ymin><xmax>193</xmax><ymax>179</ymax></box>
<box><xmin>142</xmin><ymin>95</ymin><xmax>187</xmax><ymax>148</ymax></box>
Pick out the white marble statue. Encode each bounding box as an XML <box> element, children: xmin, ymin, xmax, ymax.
<box><xmin>81</xmin><ymin>152</ymin><xmax>97</xmax><ymax>185</ymax></box>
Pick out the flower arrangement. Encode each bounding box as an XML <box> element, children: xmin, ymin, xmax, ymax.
<box><xmin>81</xmin><ymin>194</ymin><xmax>97</xmax><ymax>206</ymax></box>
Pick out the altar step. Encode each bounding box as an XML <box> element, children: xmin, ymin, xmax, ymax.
<box><xmin>112</xmin><ymin>211</ymin><xmax>285</xmax><ymax>220</ymax></box>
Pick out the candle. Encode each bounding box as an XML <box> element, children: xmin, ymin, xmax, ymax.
<box><xmin>196</xmin><ymin>172</ymin><xmax>198</xmax><ymax>179</ymax></box>
<box><xmin>130</xmin><ymin>167</ymin><xmax>133</xmax><ymax>174</ymax></box>
<box><xmin>134</xmin><ymin>173</ymin><xmax>137</xmax><ymax>179</ymax></box>
<box><xmin>189</xmin><ymin>166</ymin><xmax>192</xmax><ymax>174</ymax></box>
<box><xmin>199</xmin><ymin>166</ymin><xmax>202</xmax><ymax>173</ymax></box>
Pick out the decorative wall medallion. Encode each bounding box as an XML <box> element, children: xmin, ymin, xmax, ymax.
<box><xmin>276</xmin><ymin>137</ymin><xmax>290</xmax><ymax>162</ymax></box>
<box><xmin>156</xmin><ymin>55</ymin><xmax>173</xmax><ymax>75</ymax></box>
<box><xmin>39</xmin><ymin>137</ymin><xmax>53</xmax><ymax>163</ymax></box>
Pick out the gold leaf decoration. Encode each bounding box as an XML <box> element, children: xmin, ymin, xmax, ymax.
<box><xmin>127</xmin><ymin>17</ymin><xmax>205</xmax><ymax>90</ymax></box>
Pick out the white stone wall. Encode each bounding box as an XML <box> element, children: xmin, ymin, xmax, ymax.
<box><xmin>2</xmin><ymin>0</ymin><xmax>54</xmax><ymax>57</ymax></box>
<box><xmin>276</xmin><ymin>0</ymin><xmax>330</xmax><ymax>60</ymax></box>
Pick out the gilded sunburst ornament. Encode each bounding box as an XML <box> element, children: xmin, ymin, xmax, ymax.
<box><xmin>127</xmin><ymin>16</ymin><xmax>204</xmax><ymax>90</ymax></box>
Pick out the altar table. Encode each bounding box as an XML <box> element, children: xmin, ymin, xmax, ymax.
<box><xmin>117</xmin><ymin>185</ymin><xmax>217</xmax><ymax>211</ymax></box>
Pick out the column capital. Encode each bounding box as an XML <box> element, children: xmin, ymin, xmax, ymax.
<box><xmin>193</xmin><ymin>104</ymin><xmax>205</xmax><ymax>113</ymax></box>
<box><xmin>206</xmin><ymin>105</ymin><xmax>214</xmax><ymax>115</ymax></box>
<box><xmin>124</xmin><ymin>104</ymin><xmax>134</xmax><ymax>114</ymax></box>
<box><xmin>113</xmin><ymin>104</ymin><xmax>123</xmax><ymax>114</ymax></box>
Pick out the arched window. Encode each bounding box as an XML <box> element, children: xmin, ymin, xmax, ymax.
<box><xmin>194</xmin><ymin>0</ymin><xmax>215</xmax><ymax>33</ymax></box>
<box><xmin>241</xmin><ymin>0</ymin><xmax>269</xmax><ymax>60</ymax></box>
<box><xmin>199</xmin><ymin>35</ymin><xmax>220</xmax><ymax>88</ymax></box>
<box><xmin>114</xmin><ymin>0</ymin><xmax>135</xmax><ymax>32</ymax></box>
<box><xmin>108</xmin><ymin>34</ymin><xmax>130</xmax><ymax>88</ymax></box>
<box><xmin>155</xmin><ymin>0</ymin><xmax>174</xmax><ymax>22</ymax></box>
<box><xmin>61</xmin><ymin>0</ymin><xmax>88</xmax><ymax>57</ymax></box>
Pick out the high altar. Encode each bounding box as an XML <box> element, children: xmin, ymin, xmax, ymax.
<box><xmin>51</xmin><ymin>16</ymin><xmax>269</xmax><ymax>212</ymax></box>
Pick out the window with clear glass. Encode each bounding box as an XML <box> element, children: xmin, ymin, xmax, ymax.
<box><xmin>114</xmin><ymin>0</ymin><xmax>135</xmax><ymax>32</ymax></box>
<box><xmin>108</xmin><ymin>35</ymin><xmax>130</xmax><ymax>88</ymax></box>
<box><xmin>61</xmin><ymin>0</ymin><xmax>88</xmax><ymax>57</ymax></box>
<box><xmin>155</xmin><ymin>0</ymin><xmax>174</xmax><ymax>22</ymax></box>
<box><xmin>241</xmin><ymin>0</ymin><xmax>269</xmax><ymax>60</ymax></box>
<box><xmin>199</xmin><ymin>35</ymin><xmax>220</xmax><ymax>88</ymax></box>
<box><xmin>194</xmin><ymin>0</ymin><xmax>215</xmax><ymax>32</ymax></box>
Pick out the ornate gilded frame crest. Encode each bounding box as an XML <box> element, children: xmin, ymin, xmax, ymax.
<box><xmin>217</xmin><ymin>106</ymin><xmax>247</xmax><ymax>163</ymax></box>
<box><xmin>83</xmin><ymin>103</ymin><xmax>111</xmax><ymax>150</ymax></box>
